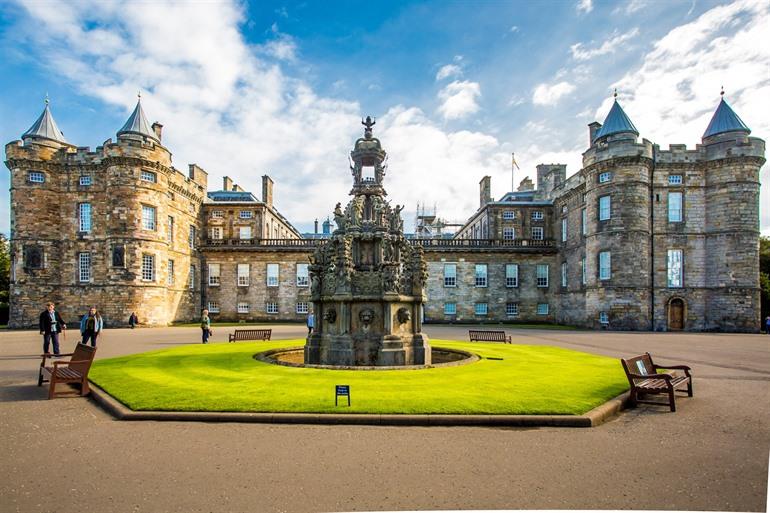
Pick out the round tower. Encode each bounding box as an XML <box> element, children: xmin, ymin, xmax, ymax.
<box><xmin>581</xmin><ymin>94</ymin><xmax>653</xmax><ymax>329</ymax></box>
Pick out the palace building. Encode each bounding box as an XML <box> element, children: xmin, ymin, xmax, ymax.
<box><xmin>4</xmin><ymin>93</ymin><xmax>765</xmax><ymax>332</ymax></box>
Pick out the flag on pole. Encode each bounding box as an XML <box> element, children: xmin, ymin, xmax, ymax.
<box><xmin>511</xmin><ymin>152</ymin><xmax>520</xmax><ymax>170</ymax></box>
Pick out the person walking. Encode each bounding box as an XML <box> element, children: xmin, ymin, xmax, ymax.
<box><xmin>128</xmin><ymin>312</ymin><xmax>138</xmax><ymax>329</ymax></box>
<box><xmin>79</xmin><ymin>306</ymin><xmax>103</xmax><ymax>347</ymax></box>
<box><xmin>201</xmin><ymin>309</ymin><xmax>211</xmax><ymax>344</ymax></box>
<box><xmin>39</xmin><ymin>302</ymin><xmax>66</xmax><ymax>355</ymax></box>
<box><xmin>307</xmin><ymin>311</ymin><xmax>315</xmax><ymax>335</ymax></box>
<box><xmin>765</xmin><ymin>315</ymin><xmax>770</xmax><ymax>334</ymax></box>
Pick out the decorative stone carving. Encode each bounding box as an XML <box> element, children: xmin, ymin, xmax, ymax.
<box><xmin>324</xmin><ymin>308</ymin><xmax>337</xmax><ymax>323</ymax></box>
<box><xmin>396</xmin><ymin>307</ymin><xmax>411</xmax><ymax>324</ymax></box>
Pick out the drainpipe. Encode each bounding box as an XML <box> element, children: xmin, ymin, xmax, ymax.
<box><xmin>649</xmin><ymin>145</ymin><xmax>656</xmax><ymax>331</ymax></box>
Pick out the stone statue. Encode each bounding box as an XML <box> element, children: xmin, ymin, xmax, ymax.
<box><xmin>333</xmin><ymin>203</ymin><xmax>345</xmax><ymax>231</ymax></box>
<box><xmin>359</xmin><ymin>308</ymin><xmax>375</xmax><ymax>333</ymax></box>
<box><xmin>390</xmin><ymin>204</ymin><xmax>404</xmax><ymax>231</ymax></box>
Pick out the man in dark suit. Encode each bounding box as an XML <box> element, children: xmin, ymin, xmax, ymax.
<box><xmin>39</xmin><ymin>302</ymin><xmax>66</xmax><ymax>355</ymax></box>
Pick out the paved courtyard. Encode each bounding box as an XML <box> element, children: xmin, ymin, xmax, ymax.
<box><xmin>0</xmin><ymin>324</ymin><xmax>768</xmax><ymax>512</ymax></box>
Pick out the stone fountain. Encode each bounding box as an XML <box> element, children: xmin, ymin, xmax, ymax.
<box><xmin>304</xmin><ymin>117</ymin><xmax>431</xmax><ymax>366</ymax></box>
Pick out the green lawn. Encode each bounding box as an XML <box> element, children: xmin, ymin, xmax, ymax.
<box><xmin>89</xmin><ymin>340</ymin><xmax>629</xmax><ymax>415</ymax></box>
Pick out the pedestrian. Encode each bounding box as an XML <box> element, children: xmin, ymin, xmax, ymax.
<box><xmin>79</xmin><ymin>306</ymin><xmax>103</xmax><ymax>347</ymax></box>
<box><xmin>307</xmin><ymin>311</ymin><xmax>315</xmax><ymax>335</ymax></box>
<box><xmin>129</xmin><ymin>312</ymin><xmax>137</xmax><ymax>329</ymax></box>
<box><xmin>39</xmin><ymin>302</ymin><xmax>66</xmax><ymax>355</ymax></box>
<box><xmin>765</xmin><ymin>315</ymin><xmax>770</xmax><ymax>334</ymax></box>
<box><xmin>201</xmin><ymin>308</ymin><xmax>211</xmax><ymax>344</ymax></box>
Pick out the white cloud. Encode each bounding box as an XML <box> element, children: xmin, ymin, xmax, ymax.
<box><xmin>576</xmin><ymin>0</ymin><xmax>593</xmax><ymax>14</ymax></box>
<box><xmin>570</xmin><ymin>28</ymin><xmax>640</xmax><ymax>61</ymax></box>
<box><xmin>509</xmin><ymin>25</ymin><xmax>519</xmax><ymax>33</ymax></box>
<box><xmin>437</xmin><ymin>80</ymin><xmax>482</xmax><ymax>120</ymax></box>
<box><xmin>436</xmin><ymin>64</ymin><xmax>462</xmax><ymax>81</ymax></box>
<box><xmin>606</xmin><ymin>0</ymin><xmax>770</xmax><ymax>232</ymax></box>
<box><xmin>532</xmin><ymin>81</ymin><xmax>576</xmax><ymax>106</ymax></box>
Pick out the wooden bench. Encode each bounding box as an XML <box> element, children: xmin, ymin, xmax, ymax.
<box><xmin>228</xmin><ymin>329</ymin><xmax>272</xmax><ymax>342</ymax></box>
<box><xmin>620</xmin><ymin>352</ymin><xmax>693</xmax><ymax>412</ymax></box>
<box><xmin>37</xmin><ymin>344</ymin><xmax>96</xmax><ymax>399</ymax></box>
<box><xmin>468</xmin><ymin>330</ymin><xmax>511</xmax><ymax>344</ymax></box>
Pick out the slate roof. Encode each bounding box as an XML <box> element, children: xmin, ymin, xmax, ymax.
<box><xmin>702</xmin><ymin>98</ymin><xmax>751</xmax><ymax>138</ymax></box>
<box><xmin>22</xmin><ymin>101</ymin><xmax>68</xmax><ymax>143</ymax></box>
<box><xmin>118</xmin><ymin>99</ymin><xmax>159</xmax><ymax>141</ymax></box>
<box><xmin>207</xmin><ymin>191</ymin><xmax>260</xmax><ymax>202</ymax></box>
<box><xmin>593</xmin><ymin>100</ymin><xmax>639</xmax><ymax>140</ymax></box>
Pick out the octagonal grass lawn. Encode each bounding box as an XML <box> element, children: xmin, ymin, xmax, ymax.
<box><xmin>88</xmin><ymin>340</ymin><xmax>629</xmax><ymax>415</ymax></box>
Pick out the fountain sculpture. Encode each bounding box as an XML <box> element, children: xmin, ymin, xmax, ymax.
<box><xmin>304</xmin><ymin>117</ymin><xmax>431</xmax><ymax>366</ymax></box>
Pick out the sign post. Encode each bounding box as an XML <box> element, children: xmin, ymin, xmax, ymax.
<box><xmin>335</xmin><ymin>385</ymin><xmax>350</xmax><ymax>406</ymax></box>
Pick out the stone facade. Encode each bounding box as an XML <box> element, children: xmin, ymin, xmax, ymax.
<box><xmin>5</xmin><ymin>97</ymin><xmax>765</xmax><ymax>332</ymax></box>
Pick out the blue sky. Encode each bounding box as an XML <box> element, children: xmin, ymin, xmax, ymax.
<box><xmin>1</xmin><ymin>0</ymin><xmax>768</xmax><ymax>235</ymax></box>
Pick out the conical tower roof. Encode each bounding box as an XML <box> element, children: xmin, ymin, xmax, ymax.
<box><xmin>593</xmin><ymin>99</ymin><xmax>639</xmax><ymax>141</ymax></box>
<box><xmin>22</xmin><ymin>99</ymin><xmax>68</xmax><ymax>144</ymax></box>
<box><xmin>702</xmin><ymin>97</ymin><xmax>750</xmax><ymax>138</ymax></box>
<box><xmin>117</xmin><ymin>97</ymin><xmax>159</xmax><ymax>142</ymax></box>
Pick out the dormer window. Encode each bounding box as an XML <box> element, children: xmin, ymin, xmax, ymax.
<box><xmin>141</xmin><ymin>170</ymin><xmax>157</xmax><ymax>183</ymax></box>
<box><xmin>28</xmin><ymin>171</ymin><xmax>45</xmax><ymax>183</ymax></box>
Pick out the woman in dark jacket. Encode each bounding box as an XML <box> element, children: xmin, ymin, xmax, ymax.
<box><xmin>39</xmin><ymin>302</ymin><xmax>66</xmax><ymax>355</ymax></box>
<box><xmin>79</xmin><ymin>306</ymin><xmax>104</xmax><ymax>347</ymax></box>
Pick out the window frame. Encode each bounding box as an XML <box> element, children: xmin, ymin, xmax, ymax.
<box><xmin>505</xmin><ymin>302</ymin><xmax>519</xmax><ymax>317</ymax></box>
<box><xmin>668</xmin><ymin>175</ymin><xmax>683</xmax><ymax>185</ymax></box>
<box><xmin>207</xmin><ymin>301</ymin><xmax>220</xmax><ymax>314</ymax></box>
<box><xmin>667</xmin><ymin>249</ymin><xmax>683</xmax><ymax>288</ymax></box>
<box><xmin>79</xmin><ymin>175</ymin><xmax>92</xmax><ymax>186</ymax></box>
<box><xmin>239</xmin><ymin>210</ymin><xmax>253</xmax><ymax>219</ymax></box>
<box><xmin>237</xmin><ymin>302</ymin><xmax>250</xmax><ymax>314</ymax></box>
<box><xmin>167</xmin><ymin>259</ymin><xmax>175</xmax><ymax>285</ymax></box>
<box><xmin>668</xmin><ymin>191</ymin><xmax>683</xmax><ymax>223</ymax></box>
<box><xmin>537</xmin><ymin>303</ymin><xmax>549</xmax><ymax>315</ymax></box>
<box><xmin>474</xmin><ymin>263</ymin><xmax>488</xmax><ymax>288</ymax></box>
<box><xmin>505</xmin><ymin>264</ymin><xmax>519</xmax><ymax>288</ymax></box>
<box><xmin>208</xmin><ymin>263</ymin><xmax>221</xmax><ymax>286</ymax></box>
<box><xmin>78</xmin><ymin>202</ymin><xmax>92</xmax><ymax>232</ymax></box>
<box><xmin>503</xmin><ymin>227</ymin><xmax>515</xmax><ymax>241</ymax></box>
<box><xmin>78</xmin><ymin>252</ymin><xmax>91</xmax><ymax>282</ymax></box>
<box><xmin>474</xmin><ymin>302</ymin><xmax>488</xmax><ymax>316</ymax></box>
<box><xmin>239</xmin><ymin>226</ymin><xmax>252</xmax><ymax>240</ymax></box>
<box><xmin>28</xmin><ymin>171</ymin><xmax>45</xmax><ymax>183</ymax></box>
<box><xmin>296</xmin><ymin>263</ymin><xmax>309</xmax><ymax>287</ymax></box>
<box><xmin>237</xmin><ymin>263</ymin><xmax>250</xmax><ymax>287</ymax></box>
<box><xmin>531</xmin><ymin>210</ymin><xmax>544</xmax><ymax>220</ymax></box>
<box><xmin>502</xmin><ymin>210</ymin><xmax>515</xmax><ymax>220</ymax></box>
<box><xmin>598</xmin><ymin>171</ymin><xmax>611</xmax><ymax>183</ymax></box>
<box><xmin>561</xmin><ymin>261</ymin><xmax>567</xmax><ymax>288</ymax></box>
<box><xmin>141</xmin><ymin>205</ymin><xmax>157</xmax><ymax>231</ymax></box>
<box><xmin>536</xmin><ymin>264</ymin><xmax>549</xmax><ymax>287</ymax></box>
<box><xmin>266</xmin><ymin>263</ymin><xmax>279</xmax><ymax>287</ymax></box>
<box><xmin>140</xmin><ymin>170</ymin><xmax>157</xmax><ymax>183</ymax></box>
<box><xmin>599</xmin><ymin>251</ymin><xmax>612</xmax><ymax>280</ymax></box>
<box><xmin>444</xmin><ymin>302</ymin><xmax>457</xmax><ymax>315</ymax></box>
<box><xmin>561</xmin><ymin>218</ymin><xmax>567</xmax><ymax>242</ymax></box>
<box><xmin>296</xmin><ymin>302</ymin><xmax>309</xmax><ymax>314</ymax></box>
<box><xmin>141</xmin><ymin>254</ymin><xmax>155</xmax><ymax>282</ymax></box>
<box><xmin>443</xmin><ymin>263</ymin><xmax>457</xmax><ymax>287</ymax></box>
<box><xmin>266</xmin><ymin>302</ymin><xmax>279</xmax><ymax>314</ymax></box>
<box><xmin>598</xmin><ymin>195</ymin><xmax>611</xmax><ymax>221</ymax></box>
<box><xmin>531</xmin><ymin>227</ymin><xmax>544</xmax><ymax>240</ymax></box>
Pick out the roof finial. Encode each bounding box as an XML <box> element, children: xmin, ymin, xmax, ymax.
<box><xmin>44</xmin><ymin>92</ymin><xmax>49</xmax><ymax>105</ymax></box>
<box><xmin>720</xmin><ymin>85</ymin><xmax>724</xmax><ymax>98</ymax></box>
<box><xmin>613</xmin><ymin>88</ymin><xmax>618</xmax><ymax>99</ymax></box>
<box><xmin>137</xmin><ymin>90</ymin><xmax>142</xmax><ymax>101</ymax></box>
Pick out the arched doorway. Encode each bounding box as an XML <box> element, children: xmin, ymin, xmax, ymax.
<box><xmin>667</xmin><ymin>298</ymin><xmax>685</xmax><ymax>331</ymax></box>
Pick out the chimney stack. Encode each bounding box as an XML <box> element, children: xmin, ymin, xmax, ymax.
<box><xmin>479</xmin><ymin>176</ymin><xmax>492</xmax><ymax>208</ymax></box>
<box><xmin>588</xmin><ymin>122</ymin><xmax>602</xmax><ymax>146</ymax></box>
<box><xmin>314</xmin><ymin>218</ymin><xmax>319</xmax><ymax>234</ymax></box>
<box><xmin>262</xmin><ymin>175</ymin><xmax>274</xmax><ymax>208</ymax></box>
<box><xmin>151</xmin><ymin>122</ymin><xmax>163</xmax><ymax>142</ymax></box>
<box><xmin>223</xmin><ymin>176</ymin><xmax>233</xmax><ymax>192</ymax></box>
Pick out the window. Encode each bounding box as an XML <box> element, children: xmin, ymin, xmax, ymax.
<box><xmin>167</xmin><ymin>259</ymin><xmax>175</xmax><ymax>285</ymax></box>
<box><xmin>78</xmin><ymin>253</ymin><xmax>91</xmax><ymax>282</ymax></box>
<box><xmin>167</xmin><ymin>216</ymin><xmax>174</xmax><ymax>243</ymax></box>
<box><xmin>532</xmin><ymin>211</ymin><xmax>543</xmax><ymax>220</ymax></box>
<box><xmin>561</xmin><ymin>205</ymin><xmax>567</xmax><ymax>214</ymax></box>
<box><xmin>189</xmin><ymin>265</ymin><xmax>196</xmax><ymax>290</ymax></box>
<box><xmin>188</xmin><ymin>203</ymin><xmax>195</xmax><ymax>214</ymax></box>
<box><xmin>668</xmin><ymin>192</ymin><xmax>683</xmax><ymax>222</ymax></box>
<box><xmin>503</xmin><ymin>227</ymin><xmax>515</xmax><ymax>240</ymax></box>
<box><xmin>140</xmin><ymin>170</ymin><xmax>157</xmax><ymax>183</ymax></box>
<box><xmin>561</xmin><ymin>262</ymin><xmax>567</xmax><ymax>287</ymax></box>
<box><xmin>598</xmin><ymin>172</ymin><xmax>611</xmax><ymax>183</ymax></box>
<box><xmin>561</xmin><ymin>218</ymin><xmax>567</xmax><ymax>242</ymax></box>
<box><xmin>142</xmin><ymin>205</ymin><xmax>156</xmax><ymax>230</ymax></box>
<box><xmin>581</xmin><ymin>208</ymin><xmax>587</xmax><ymax>235</ymax></box>
<box><xmin>141</xmin><ymin>254</ymin><xmax>155</xmax><ymax>281</ymax></box>
<box><xmin>444</xmin><ymin>302</ymin><xmax>457</xmax><ymax>315</ymax></box>
<box><xmin>502</xmin><ymin>211</ymin><xmax>515</xmax><ymax>220</ymax></box>
<box><xmin>296</xmin><ymin>302</ymin><xmax>309</xmax><ymax>314</ymax></box>
<box><xmin>78</xmin><ymin>203</ymin><xmax>92</xmax><ymax>232</ymax></box>
<box><xmin>237</xmin><ymin>302</ymin><xmax>250</xmax><ymax>314</ymax></box>
<box><xmin>239</xmin><ymin>226</ymin><xmax>252</xmax><ymax>240</ymax></box>
<box><xmin>505</xmin><ymin>264</ymin><xmax>519</xmax><ymax>288</ymax></box>
<box><xmin>28</xmin><ymin>171</ymin><xmax>45</xmax><ymax>183</ymax></box>
<box><xmin>443</xmin><ymin>264</ymin><xmax>457</xmax><ymax>287</ymax></box>
<box><xmin>207</xmin><ymin>301</ymin><xmax>220</xmax><ymax>313</ymax></box>
<box><xmin>537</xmin><ymin>303</ymin><xmax>549</xmax><ymax>315</ymax></box>
<box><xmin>667</xmin><ymin>249</ymin><xmax>683</xmax><ymax>288</ymax></box>
<box><xmin>532</xmin><ymin>227</ymin><xmax>544</xmax><ymax>240</ymax></box>
<box><xmin>668</xmin><ymin>175</ymin><xmax>683</xmax><ymax>185</ymax></box>
<box><xmin>237</xmin><ymin>264</ymin><xmax>249</xmax><ymax>286</ymax></box>
<box><xmin>208</xmin><ymin>263</ymin><xmax>220</xmax><ymax>286</ymax></box>
<box><xmin>474</xmin><ymin>303</ymin><xmax>488</xmax><ymax>315</ymax></box>
<box><xmin>239</xmin><ymin>210</ymin><xmax>253</xmax><ymax>219</ymax></box>
<box><xmin>581</xmin><ymin>257</ymin><xmax>587</xmax><ymax>285</ymax></box>
<box><xmin>24</xmin><ymin>246</ymin><xmax>43</xmax><ymax>269</ymax></box>
<box><xmin>536</xmin><ymin>264</ymin><xmax>549</xmax><ymax>287</ymax></box>
<box><xmin>211</xmin><ymin>210</ymin><xmax>224</xmax><ymax>219</ymax></box>
<box><xmin>189</xmin><ymin>226</ymin><xmax>196</xmax><ymax>249</ymax></box>
<box><xmin>599</xmin><ymin>311</ymin><xmax>609</xmax><ymax>324</ymax></box>
<box><xmin>267</xmin><ymin>263</ymin><xmax>279</xmax><ymax>287</ymax></box>
<box><xmin>210</xmin><ymin>227</ymin><xmax>223</xmax><ymax>240</ymax></box>
<box><xmin>296</xmin><ymin>263</ymin><xmax>309</xmax><ymax>287</ymax></box>
<box><xmin>506</xmin><ymin>303</ymin><xmax>519</xmax><ymax>316</ymax></box>
<box><xmin>598</xmin><ymin>251</ymin><xmax>612</xmax><ymax>280</ymax></box>
<box><xmin>474</xmin><ymin>264</ymin><xmax>488</xmax><ymax>287</ymax></box>
<box><xmin>79</xmin><ymin>175</ymin><xmax>91</xmax><ymax>186</ymax></box>
<box><xmin>599</xmin><ymin>195</ymin><xmax>611</xmax><ymax>221</ymax></box>
<box><xmin>111</xmin><ymin>244</ymin><xmax>125</xmax><ymax>267</ymax></box>
<box><xmin>266</xmin><ymin>302</ymin><xmax>278</xmax><ymax>314</ymax></box>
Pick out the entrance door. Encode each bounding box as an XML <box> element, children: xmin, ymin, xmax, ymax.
<box><xmin>669</xmin><ymin>299</ymin><xmax>684</xmax><ymax>331</ymax></box>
